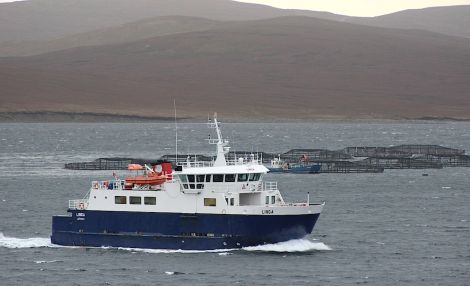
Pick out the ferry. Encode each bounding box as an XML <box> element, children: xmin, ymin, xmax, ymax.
<box><xmin>51</xmin><ymin>114</ymin><xmax>324</xmax><ymax>250</ymax></box>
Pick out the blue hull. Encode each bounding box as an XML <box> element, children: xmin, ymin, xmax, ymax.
<box><xmin>51</xmin><ymin>210</ymin><xmax>320</xmax><ymax>250</ymax></box>
<box><xmin>268</xmin><ymin>164</ymin><xmax>321</xmax><ymax>174</ymax></box>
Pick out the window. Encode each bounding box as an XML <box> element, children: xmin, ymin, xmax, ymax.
<box><xmin>213</xmin><ymin>174</ymin><xmax>224</xmax><ymax>182</ymax></box>
<box><xmin>196</xmin><ymin>175</ymin><xmax>205</xmax><ymax>189</ymax></box>
<box><xmin>130</xmin><ymin>196</ymin><xmax>141</xmax><ymax>205</ymax></box>
<box><xmin>187</xmin><ymin>175</ymin><xmax>195</xmax><ymax>183</ymax></box>
<box><xmin>265</xmin><ymin>196</ymin><xmax>270</xmax><ymax>204</ymax></box>
<box><xmin>271</xmin><ymin>196</ymin><xmax>276</xmax><ymax>204</ymax></box>
<box><xmin>180</xmin><ymin>175</ymin><xmax>189</xmax><ymax>189</ymax></box>
<box><xmin>196</xmin><ymin>175</ymin><xmax>205</xmax><ymax>182</ymax></box>
<box><xmin>204</xmin><ymin>198</ymin><xmax>217</xmax><ymax>206</ymax></box>
<box><xmin>225</xmin><ymin>174</ymin><xmax>235</xmax><ymax>182</ymax></box>
<box><xmin>144</xmin><ymin>197</ymin><xmax>156</xmax><ymax>205</ymax></box>
<box><xmin>115</xmin><ymin>196</ymin><xmax>126</xmax><ymax>204</ymax></box>
<box><xmin>238</xmin><ymin>173</ymin><xmax>248</xmax><ymax>182</ymax></box>
<box><xmin>230</xmin><ymin>198</ymin><xmax>235</xmax><ymax>206</ymax></box>
<box><xmin>205</xmin><ymin>174</ymin><xmax>211</xmax><ymax>182</ymax></box>
<box><xmin>249</xmin><ymin>173</ymin><xmax>261</xmax><ymax>181</ymax></box>
<box><xmin>179</xmin><ymin>175</ymin><xmax>188</xmax><ymax>183</ymax></box>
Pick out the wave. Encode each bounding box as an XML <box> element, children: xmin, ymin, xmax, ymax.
<box><xmin>35</xmin><ymin>260</ymin><xmax>63</xmax><ymax>264</ymax></box>
<box><xmin>243</xmin><ymin>239</ymin><xmax>331</xmax><ymax>252</ymax></box>
<box><xmin>0</xmin><ymin>232</ymin><xmax>53</xmax><ymax>249</ymax></box>
<box><xmin>116</xmin><ymin>247</ymin><xmax>235</xmax><ymax>254</ymax></box>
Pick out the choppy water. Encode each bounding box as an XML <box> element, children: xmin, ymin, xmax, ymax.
<box><xmin>1</xmin><ymin>122</ymin><xmax>469</xmax><ymax>285</ymax></box>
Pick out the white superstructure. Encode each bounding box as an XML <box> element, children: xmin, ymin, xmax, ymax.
<box><xmin>69</xmin><ymin>114</ymin><xmax>324</xmax><ymax>217</ymax></box>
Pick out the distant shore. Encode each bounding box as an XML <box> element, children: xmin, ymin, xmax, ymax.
<box><xmin>0</xmin><ymin>112</ymin><xmax>177</xmax><ymax>123</ymax></box>
<box><xmin>0</xmin><ymin>111</ymin><xmax>469</xmax><ymax>123</ymax></box>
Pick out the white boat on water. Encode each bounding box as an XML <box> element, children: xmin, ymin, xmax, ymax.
<box><xmin>51</xmin><ymin>114</ymin><xmax>324</xmax><ymax>250</ymax></box>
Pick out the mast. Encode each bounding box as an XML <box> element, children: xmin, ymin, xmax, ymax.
<box><xmin>174</xmin><ymin>99</ymin><xmax>178</xmax><ymax>164</ymax></box>
<box><xmin>208</xmin><ymin>113</ymin><xmax>230</xmax><ymax>166</ymax></box>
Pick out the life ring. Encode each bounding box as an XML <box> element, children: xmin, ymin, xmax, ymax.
<box><xmin>78</xmin><ymin>202</ymin><xmax>85</xmax><ymax>210</ymax></box>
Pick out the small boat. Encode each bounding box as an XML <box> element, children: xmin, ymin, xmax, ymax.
<box><xmin>268</xmin><ymin>155</ymin><xmax>321</xmax><ymax>174</ymax></box>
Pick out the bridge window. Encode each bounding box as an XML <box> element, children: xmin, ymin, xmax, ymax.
<box><xmin>225</xmin><ymin>174</ymin><xmax>236</xmax><ymax>182</ymax></box>
<box><xmin>115</xmin><ymin>196</ymin><xmax>127</xmax><ymax>204</ymax></box>
<box><xmin>130</xmin><ymin>196</ymin><xmax>141</xmax><ymax>205</ymax></box>
<box><xmin>205</xmin><ymin>174</ymin><xmax>211</xmax><ymax>182</ymax></box>
<box><xmin>265</xmin><ymin>196</ymin><xmax>270</xmax><ymax>204</ymax></box>
<box><xmin>187</xmin><ymin>175</ymin><xmax>195</xmax><ymax>183</ymax></box>
<box><xmin>249</xmin><ymin>173</ymin><xmax>261</xmax><ymax>181</ymax></box>
<box><xmin>144</xmin><ymin>197</ymin><xmax>156</xmax><ymax>205</ymax></box>
<box><xmin>179</xmin><ymin>175</ymin><xmax>188</xmax><ymax>183</ymax></box>
<box><xmin>238</xmin><ymin>173</ymin><xmax>248</xmax><ymax>182</ymax></box>
<box><xmin>179</xmin><ymin>175</ymin><xmax>188</xmax><ymax>189</ymax></box>
<box><xmin>204</xmin><ymin>198</ymin><xmax>217</xmax><ymax>206</ymax></box>
<box><xmin>197</xmin><ymin>175</ymin><xmax>205</xmax><ymax>182</ymax></box>
<box><xmin>271</xmin><ymin>196</ymin><xmax>276</xmax><ymax>204</ymax></box>
<box><xmin>230</xmin><ymin>198</ymin><xmax>235</xmax><ymax>206</ymax></box>
<box><xmin>213</xmin><ymin>174</ymin><xmax>224</xmax><ymax>182</ymax></box>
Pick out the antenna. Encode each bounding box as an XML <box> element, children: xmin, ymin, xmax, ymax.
<box><xmin>174</xmin><ymin>99</ymin><xmax>178</xmax><ymax>165</ymax></box>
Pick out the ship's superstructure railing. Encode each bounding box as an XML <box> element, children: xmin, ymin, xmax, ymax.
<box><xmin>68</xmin><ymin>199</ymin><xmax>89</xmax><ymax>210</ymax></box>
<box><xmin>91</xmin><ymin>180</ymin><xmax>125</xmax><ymax>190</ymax></box>
<box><xmin>263</xmin><ymin>181</ymin><xmax>278</xmax><ymax>191</ymax></box>
<box><xmin>176</xmin><ymin>154</ymin><xmax>262</xmax><ymax>168</ymax></box>
<box><xmin>177</xmin><ymin>161</ymin><xmax>213</xmax><ymax>168</ymax></box>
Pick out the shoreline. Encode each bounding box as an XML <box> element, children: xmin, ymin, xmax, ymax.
<box><xmin>0</xmin><ymin>111</ymin><xmax>469</xmax><ymax>123</ymax></box>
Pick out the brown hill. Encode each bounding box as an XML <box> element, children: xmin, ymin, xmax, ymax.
<box><xmin>1</xmin><ymin>2</ymin><xmax>469</xmax><ymax>58</ymax></box>
<box><xmin>0</xmin><ymin>0</ymin><xmax>340</xmax><ymax>43</ymax></box>
<box><xmin>1</xmin><ymin>16</ymin><xmax>470</xmax><ymax>120</ymax></box>
<box><xmin>0</xmin><ymin>16</ymin><xmax>222</xmax><ymax>57</ymax></box>
<box><xmin>351</xmin><ymin>5</ymin><xmax>470</xmax><ymax>39</ymax></box>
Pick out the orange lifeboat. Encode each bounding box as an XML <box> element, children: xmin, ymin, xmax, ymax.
<box><xmin>125</xmin><ymin>173</ymin><xmax>166</xmax><ymax>185</ymax></box>
<box><xmin>125</xmin><ymin>163</ymin><xmax>168</xmax><ymax>186</ymax></box>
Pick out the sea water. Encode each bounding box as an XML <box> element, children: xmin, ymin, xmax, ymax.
<box><xmin>0</xmin><ymin>122</ymin><xmax>469</xmax><ymax>285</ymax></box>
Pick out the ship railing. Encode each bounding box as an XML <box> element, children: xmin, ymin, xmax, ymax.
<box><xmin>278</xmin><ymin>202</ymin><xmax>309</xmax><ymax>207</ymax></box>
<box><xmin>177</xmin><ymin>161</ymin><xmax>213</xmax><ymax>168</ymax></box>
<box><xmin>176</xmin><ymin>158</ymin><xmax>262</xmax><ymax>168</ymax></box>
<box><xmin>91</xmin><ymin>180</ymin><xmax>124</xmax><ymax>190</ymax></box>
<box><xmin>69</xmin><ymin>199</ymin><xmax>89</xmax><ymax>210</ymax></box>
<box><xmin>225</xmin><ymin>158</ymin><xmax>261</xmax><ymax>165</ymax></box>
<box><xmin>263</xmin><ymin>181</ymin><xmax>278</xmax><ymax>191</ymax></box>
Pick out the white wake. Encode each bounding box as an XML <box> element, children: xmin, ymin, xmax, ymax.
<box><xmin>243</xmin><ymin>239</ymin><xmax>331</xmax><ymax>252</ymax></box>
<box><xmin>0</xmin><ymin>232</ymin><xmax>53</xmax><ymax>249</ymax></box>
<box><xmin>0</xmin><ymin>233</ymin><xmax>330</xmax><ymax>253</ymax></box>
<box><xmin>116</xmin><ymin>247</ymin><xmax>236</xmax><ymax>254</ymax></box>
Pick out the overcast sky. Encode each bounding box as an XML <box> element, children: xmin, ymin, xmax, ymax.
<box><xmin>240</xmin><ymin>0</ymin><xmax>470</xmax><ymax>16</ymax></box>
<box><xmin>1</xmin><ymin>0</ymin><xmax>469</xmax><ymax>16</ymax></box>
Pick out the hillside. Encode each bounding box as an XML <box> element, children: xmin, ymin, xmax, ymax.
<box><xmin>1</xmin><ymin>16</ymin><xmax>469</xmax><ymax>120</ymax></box>
<box><xmin>0</xmin><ymin>0</ymin><xmax>341</xmax><ymax>43</ymax></box>
<box><xmin>1</xmin><ymin>2</ymin><xmax>469</xmax><ymax>58</ymax></box>
<box><xmin>352</xmin><ymin>5</ymin><xmax>470</xmax><ymax>39</ymax></box>
<box><xmin>0</xmin><ymin>16</ymin><xmax>222</xmax><ymax>56</ymax></box>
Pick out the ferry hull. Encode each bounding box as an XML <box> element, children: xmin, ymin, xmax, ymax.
<box><xmin>51</xmin><ymin>210</ymin><xmax>321</xmax><ymax>250</ymax></box>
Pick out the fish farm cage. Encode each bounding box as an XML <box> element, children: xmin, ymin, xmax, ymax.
<box><xmin>64</xmin><ymin>145</ymin><xmax>470</xmax><ymax>173</ymax></box>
